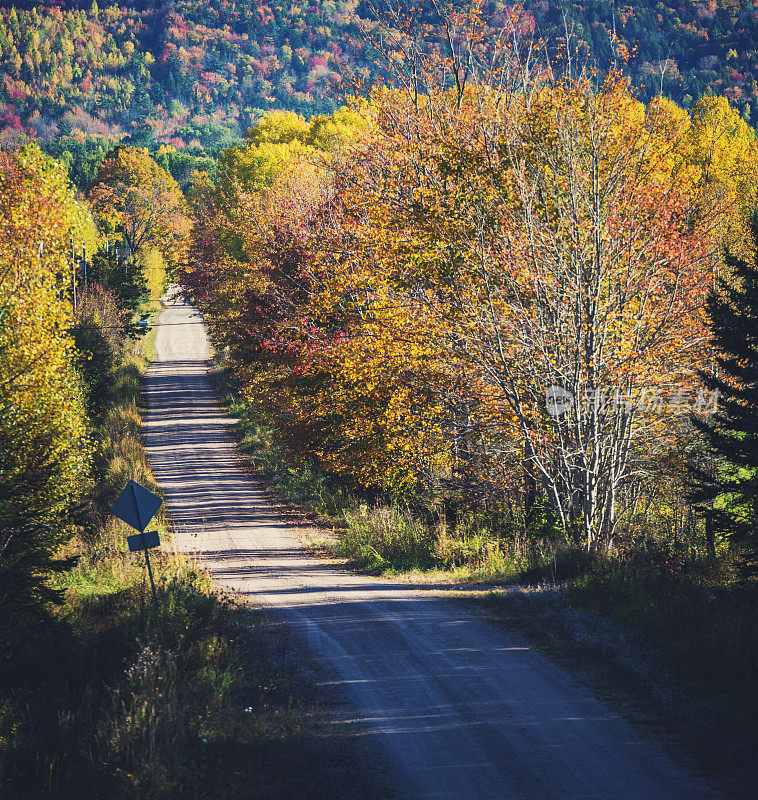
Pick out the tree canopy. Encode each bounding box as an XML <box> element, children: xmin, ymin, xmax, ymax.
<box><xmin>0</xmin><ymin>144</ymin><xmax>95</xmax><ymax>610</ymax></box>
<box><xmin>186</xmin><ymin>65</ymin><xmax>758</xmax><ymax>551</ymax></box>
<box><xmin>89</xmin><ymin>145</ymin><xmax>190</xmax><ymax>268</ymax></box>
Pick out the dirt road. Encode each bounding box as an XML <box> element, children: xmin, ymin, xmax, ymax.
<box><xmin>144</xmin><ymin>289</ymin><xmax>721</xmax><ymax>800</ymax></box>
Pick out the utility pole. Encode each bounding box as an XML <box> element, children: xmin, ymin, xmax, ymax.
<box><xmin>71</xmin><ymin>235</ymin><xmax>77</xmax><ymax>314</ymax></box>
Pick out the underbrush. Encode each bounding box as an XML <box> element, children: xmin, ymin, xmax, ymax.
<box><xmin>565</xmin><ymin>554</ymin><xmax>758</xmax><ymax>724</ymax></box>
<box><xmin>336</xmin><ymin>505</ymin><xmax>598</xmax><ymax>582</ymax></box>
<box><xmin>466</xmin><ymin>550</ymin><xmax>758</xmax><ymax>798</ymax></box>
<box><xmin>1</xmin><ymin>338</ymin><xmax>384</xmax><ymax>800</ymax></box>
<box><xmin>337</xmin><ymin>506</ymin><xmax>439</xmax><ymax>572</ymax></box>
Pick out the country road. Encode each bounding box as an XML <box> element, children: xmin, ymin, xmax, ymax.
<box><xmin>144</xmin><ymin>288</ymin><xmax>721</xmax><ymax>800</ymax></box>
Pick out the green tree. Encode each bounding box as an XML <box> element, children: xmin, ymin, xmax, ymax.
<box><xmin>692</xmin><ymin>214</ymin><xmax>758</xmax><ymax>560</ymax></box>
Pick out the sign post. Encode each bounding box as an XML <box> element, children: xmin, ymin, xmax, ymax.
<box><xmin>111</xmin><ymin>481</ymin><xmax>163</xmax><ymax>611</ymax></box>
<box><xmin>127</xmin><ymin>531</ymin><xmax>160</xmax><ymax>609</ymax></box>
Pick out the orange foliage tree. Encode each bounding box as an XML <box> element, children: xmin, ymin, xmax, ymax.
<box><xmin>187</xmin><ymin>13</ymin><xmax>758</xmax><ymax>549</ymax></box>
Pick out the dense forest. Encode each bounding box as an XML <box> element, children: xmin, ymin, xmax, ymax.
<box><xmin>0</xmin><ymin>0</ymin><xmax>757</xmax><ymax>171</ymax></box>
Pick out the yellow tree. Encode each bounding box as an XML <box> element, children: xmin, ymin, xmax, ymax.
<box><xmin>88</xmin><ymin>145</ymin><xmax>190</xmax><ymax>268</ymax></box>
<box><xmin>0</xmin><ymin>145</ymin><xmax>94</xmax><ymax>610</ymax></box>
<box><xmin>682</xmin><ymin>94</ymin><xmax>758</xmax><ymax>255</ymax></box>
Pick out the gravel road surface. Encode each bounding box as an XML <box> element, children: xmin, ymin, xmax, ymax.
<box><xmin>144</xmin><ymin>288</ymin><xmax>721</xmax><ymax>800</ymax></box>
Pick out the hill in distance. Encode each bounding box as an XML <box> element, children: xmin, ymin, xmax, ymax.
<box><xmin>0</xmin><ymin>0</ymin><xmax>756</xmax><ymax>185</ymax></box>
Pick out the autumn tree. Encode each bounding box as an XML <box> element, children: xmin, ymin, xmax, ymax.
<box><xmin>89</xmin><ymin>145</ymin><xmax>190</xmax><ymax>268</ymax></box>
<box><xmin>0</xmin><ymin>145</ymin><xmax>94</xmax><ymax>611</ymax></box>
<box><xmin>315</xmin><ymin>87</ymin><xmax>744</xmax><ymax>546</ymax></box>
<box><xmin>470</xmin><ymin>82</ymin><xmax>718</xmax><ymax>550</ymax></box>
<box><xmin>684</xmin><ymin>94</ymin><xmax>758</xmax><ymax>252</ymax></box>
<box><xmin>185</xmin><ymin>9</ymin><xmax>758</xmax><ymax>553</ymax></box>
<box><xmin>185</xmin><ymin>107</ymin><xmax>451</xmax><ymax>495</ymax></box>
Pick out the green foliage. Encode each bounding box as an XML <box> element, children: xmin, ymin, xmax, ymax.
<box><xmin>338</xmin><ymin>505</ymin><xmax>439</xmax><ymax>572</ymax></box>
<box><xmin>692</xmin><ymin>213</ymin><xmax>758</xmax><ymax>556</ymax></box>
<box><xmin>42</xmin><ymin>137</ymin><xmax>111</xmax><ymax>191</ymax></box>
<box><xmin>88</xmin><ymin>251</ymin><xmax>149</xmax><ymax>316</ymax></box>
<box><xmin>0</xmin><ymin>0</ymin><xmax>359</xmax><ymax>150</ymax></box>
<box><xmin>72</xmin><ymin>316</ymin><xmax>117</xmax><ymax>419</ymax></box>
<box><xmin>527</xmin><ymin>0</ymin><xmax>758</xmax><ymax>112</ymax></box>
<box><xmin>156</xmin><ymin>146</ymin><xmax>217</xmax><ymax>189</ymax></box>
<box><xmin>71</xmin><ymin>284</ymin><xmax>138</xmax><ymax>424</ymax></box>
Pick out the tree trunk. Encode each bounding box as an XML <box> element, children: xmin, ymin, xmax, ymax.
<box><xmin>704</xmin><ymin>513</ymin><xmax>717</xmax><ymax>559</ymax></box>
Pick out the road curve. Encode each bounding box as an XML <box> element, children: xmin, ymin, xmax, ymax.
<box><xmin>144</xmin><ymin>288</ymin><xmax>721</xmax><ymax>800</ymax></box>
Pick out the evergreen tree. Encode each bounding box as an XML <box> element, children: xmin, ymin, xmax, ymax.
<box><xmin>691</xmin><ymin>214</ymin><xmax>758</xmax><ymax>558</ymax></box>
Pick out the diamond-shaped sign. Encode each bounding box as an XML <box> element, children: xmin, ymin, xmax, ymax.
<box><xmin>111</xmin><ymin>480</ymin><xmax>163</xmax><ymax>533</ymax></box>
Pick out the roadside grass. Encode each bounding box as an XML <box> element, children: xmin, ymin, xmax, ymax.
<box><xmin>458</xmin><ymin>557</ymin><xmax>758</xmax><ymax>799</ymax></box>
<box><xmin>565</xmin><ymin>556</ymin><xmax>757</xmax><ymax>712</ymax></box>
<box><xmin>335</xmin><ymin>504</ymin><xmax>597</xmax><ymax>584</ymax></box>
<box><xmin>1</xmin><ymin>570</ymin><xmax>385</xmax><ymax>800</ymax></box>
<box><xmin>0</xmin><ymin>327</ymin><xmax>390</xmax><ymax>800</ymax></box>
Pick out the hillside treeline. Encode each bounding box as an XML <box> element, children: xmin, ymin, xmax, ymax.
<box><xmin>1</xmin><ymin>0</ymin><xmax>757</xmax><ymax>162</ymax></box>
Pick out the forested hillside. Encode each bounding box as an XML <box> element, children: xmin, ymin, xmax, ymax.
<box><xmin>0</xmin><ymin>0</ymin><xmax>757</xmax><ymax>169</ymax></box>
<box><xmin>0</xmin><ymin>0</ymin><xmax>365</xmax><ymax>157</ymax></box>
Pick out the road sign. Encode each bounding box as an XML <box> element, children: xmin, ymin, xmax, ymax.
<box><xmin>127</xmin><ymin>530</ymin><xmax>161</xmax><ymax>552</ymax></box>
<box><xmin>111</xmin><ymin>480</ymin><xmax>162</xmax><ymax>533</ymax></box>
<box><xmin>111</xmin><ymin>481</ymin><xmax>163</xmax><ymax>615</ymax></box>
